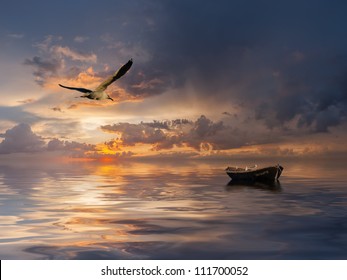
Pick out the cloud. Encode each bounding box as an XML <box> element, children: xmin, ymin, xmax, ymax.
<box><xmin>23</xmin><ymin>56</ymin><xmax>62</xmax><ymax>86</ymax></box>
<box><xmin>51</xmin><ymin>107</ymin><xmax>63</xmax><ymax>112</ymax></box>
<box><xmin>253</xmin><ymin>55</ymin><xmax>347</xmax><ymax>133</ymax></box>
<box><xmin>24</xmin><ymin>56</ymin><xmax>61</xmax><ymax>72</ymax></box>
<box><xmin>0</xmin><ymin>123</ymin><xmax>45</xmax><ymax>154</ymax></box>
<box><xmin>47</xmin><ymin>138</ymin><xmax>134</xmax><ymax>159</ymax></box>
<box><xmin>33</xmin><ymin>36</ymin><xmax>96</xmax><ymax>63</ymax></box>
<box><xmin>47</xmin><ymin>138</ymin><xmax>98</xmax><ymax>157</ymax></box>
<box><xmin>51</xmin><ymin>45</ymin><xmax>97</xmax><ymax>63</ymax></box>
<box><xmin>101</xmin><ymin>122</ymin><xmax>167</xmax><ymax>147</ymax></box>
<box><xmin>24</xmin><ymin>36</ymin><xmax>97</xmax><ymax>86</ymax></box>
<box><xmin>0</xmin><ymin>123</ymin><xmax>99</xmax><ymax>158</ymax></box>
<box><xmin>0</xmin><ymin>123</ymin><xmax>135</xmax><ymax>159</ymax></box>
<box><xmin>74</xmin><ymin>36</ymin><xmax>89</xmax><ymax>43</ymax></box>
<box><xmin>101</xmin><ymin>115</ymin><xmax>263</xmax><ymax>152</ymax></box>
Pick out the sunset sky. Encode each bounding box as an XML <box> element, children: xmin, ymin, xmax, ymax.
<box><xmin>1</xmin><ymin>0</ymin><xmax>347</xmax><ymax>160</ymax></box>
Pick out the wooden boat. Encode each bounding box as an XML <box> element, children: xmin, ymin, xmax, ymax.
<box><xmin>225</xmin><ymin>164</ymin><xmax>283</xmax><ymax>182</ymax></box>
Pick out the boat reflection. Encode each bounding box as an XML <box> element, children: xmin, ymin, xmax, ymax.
<box><xmin>226</xmin><ymin>180</ymin><xmax>282</xmax><ymax>192</ymax></box>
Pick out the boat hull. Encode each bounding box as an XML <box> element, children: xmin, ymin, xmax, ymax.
<box><xmin>226</xmin><ymin>165</ymin><xmax>283</xmax><ymax>182</ymax></box>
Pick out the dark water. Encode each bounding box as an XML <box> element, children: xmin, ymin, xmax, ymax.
<box><xmin>0</xmin><ymin>159</ymin><xmax>346</xmax><ymax>259</ymax></box>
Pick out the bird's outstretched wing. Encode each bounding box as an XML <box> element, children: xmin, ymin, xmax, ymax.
<box><xmin>94</xmin><ymin>59</ymin><xmax>133</xmax><ymax>92</ymax></box>
<box><xmin>59</xmin><ymin>84</ymin><xmax>93</xmax><ymax>93</ymax></box>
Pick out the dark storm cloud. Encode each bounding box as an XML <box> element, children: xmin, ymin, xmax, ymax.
<box><xmin>143</xmin><ymin>0</ymin><xmax>347</xmax><ymax>134</ymax></box>
<box><xmin>255</xmin><ymin>54</ymin><xmax>347</xmax><ymax>132</ymax></box>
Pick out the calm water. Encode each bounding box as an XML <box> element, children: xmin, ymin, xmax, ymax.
<box><xmin>0</xmin><ymin>159</ymin><xmax>346</xmax><ymax>259</ymax></box>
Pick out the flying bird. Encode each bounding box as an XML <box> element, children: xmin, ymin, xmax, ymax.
<box><xmin>59</xmin><ymin>59</ymin><xmax>133</xmax><ymax>101</ymax></box>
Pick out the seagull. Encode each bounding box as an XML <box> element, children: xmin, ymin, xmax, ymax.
<box><xmin>59</xmin><ymin>59</ymin><xmax>133</xmax><ymax>101</ymax></box>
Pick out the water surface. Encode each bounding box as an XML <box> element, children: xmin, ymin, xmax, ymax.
<box><xmin>0</xmin><ymin>159</ymin><xmax>346</xmax><ymax>259</ymax></box>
